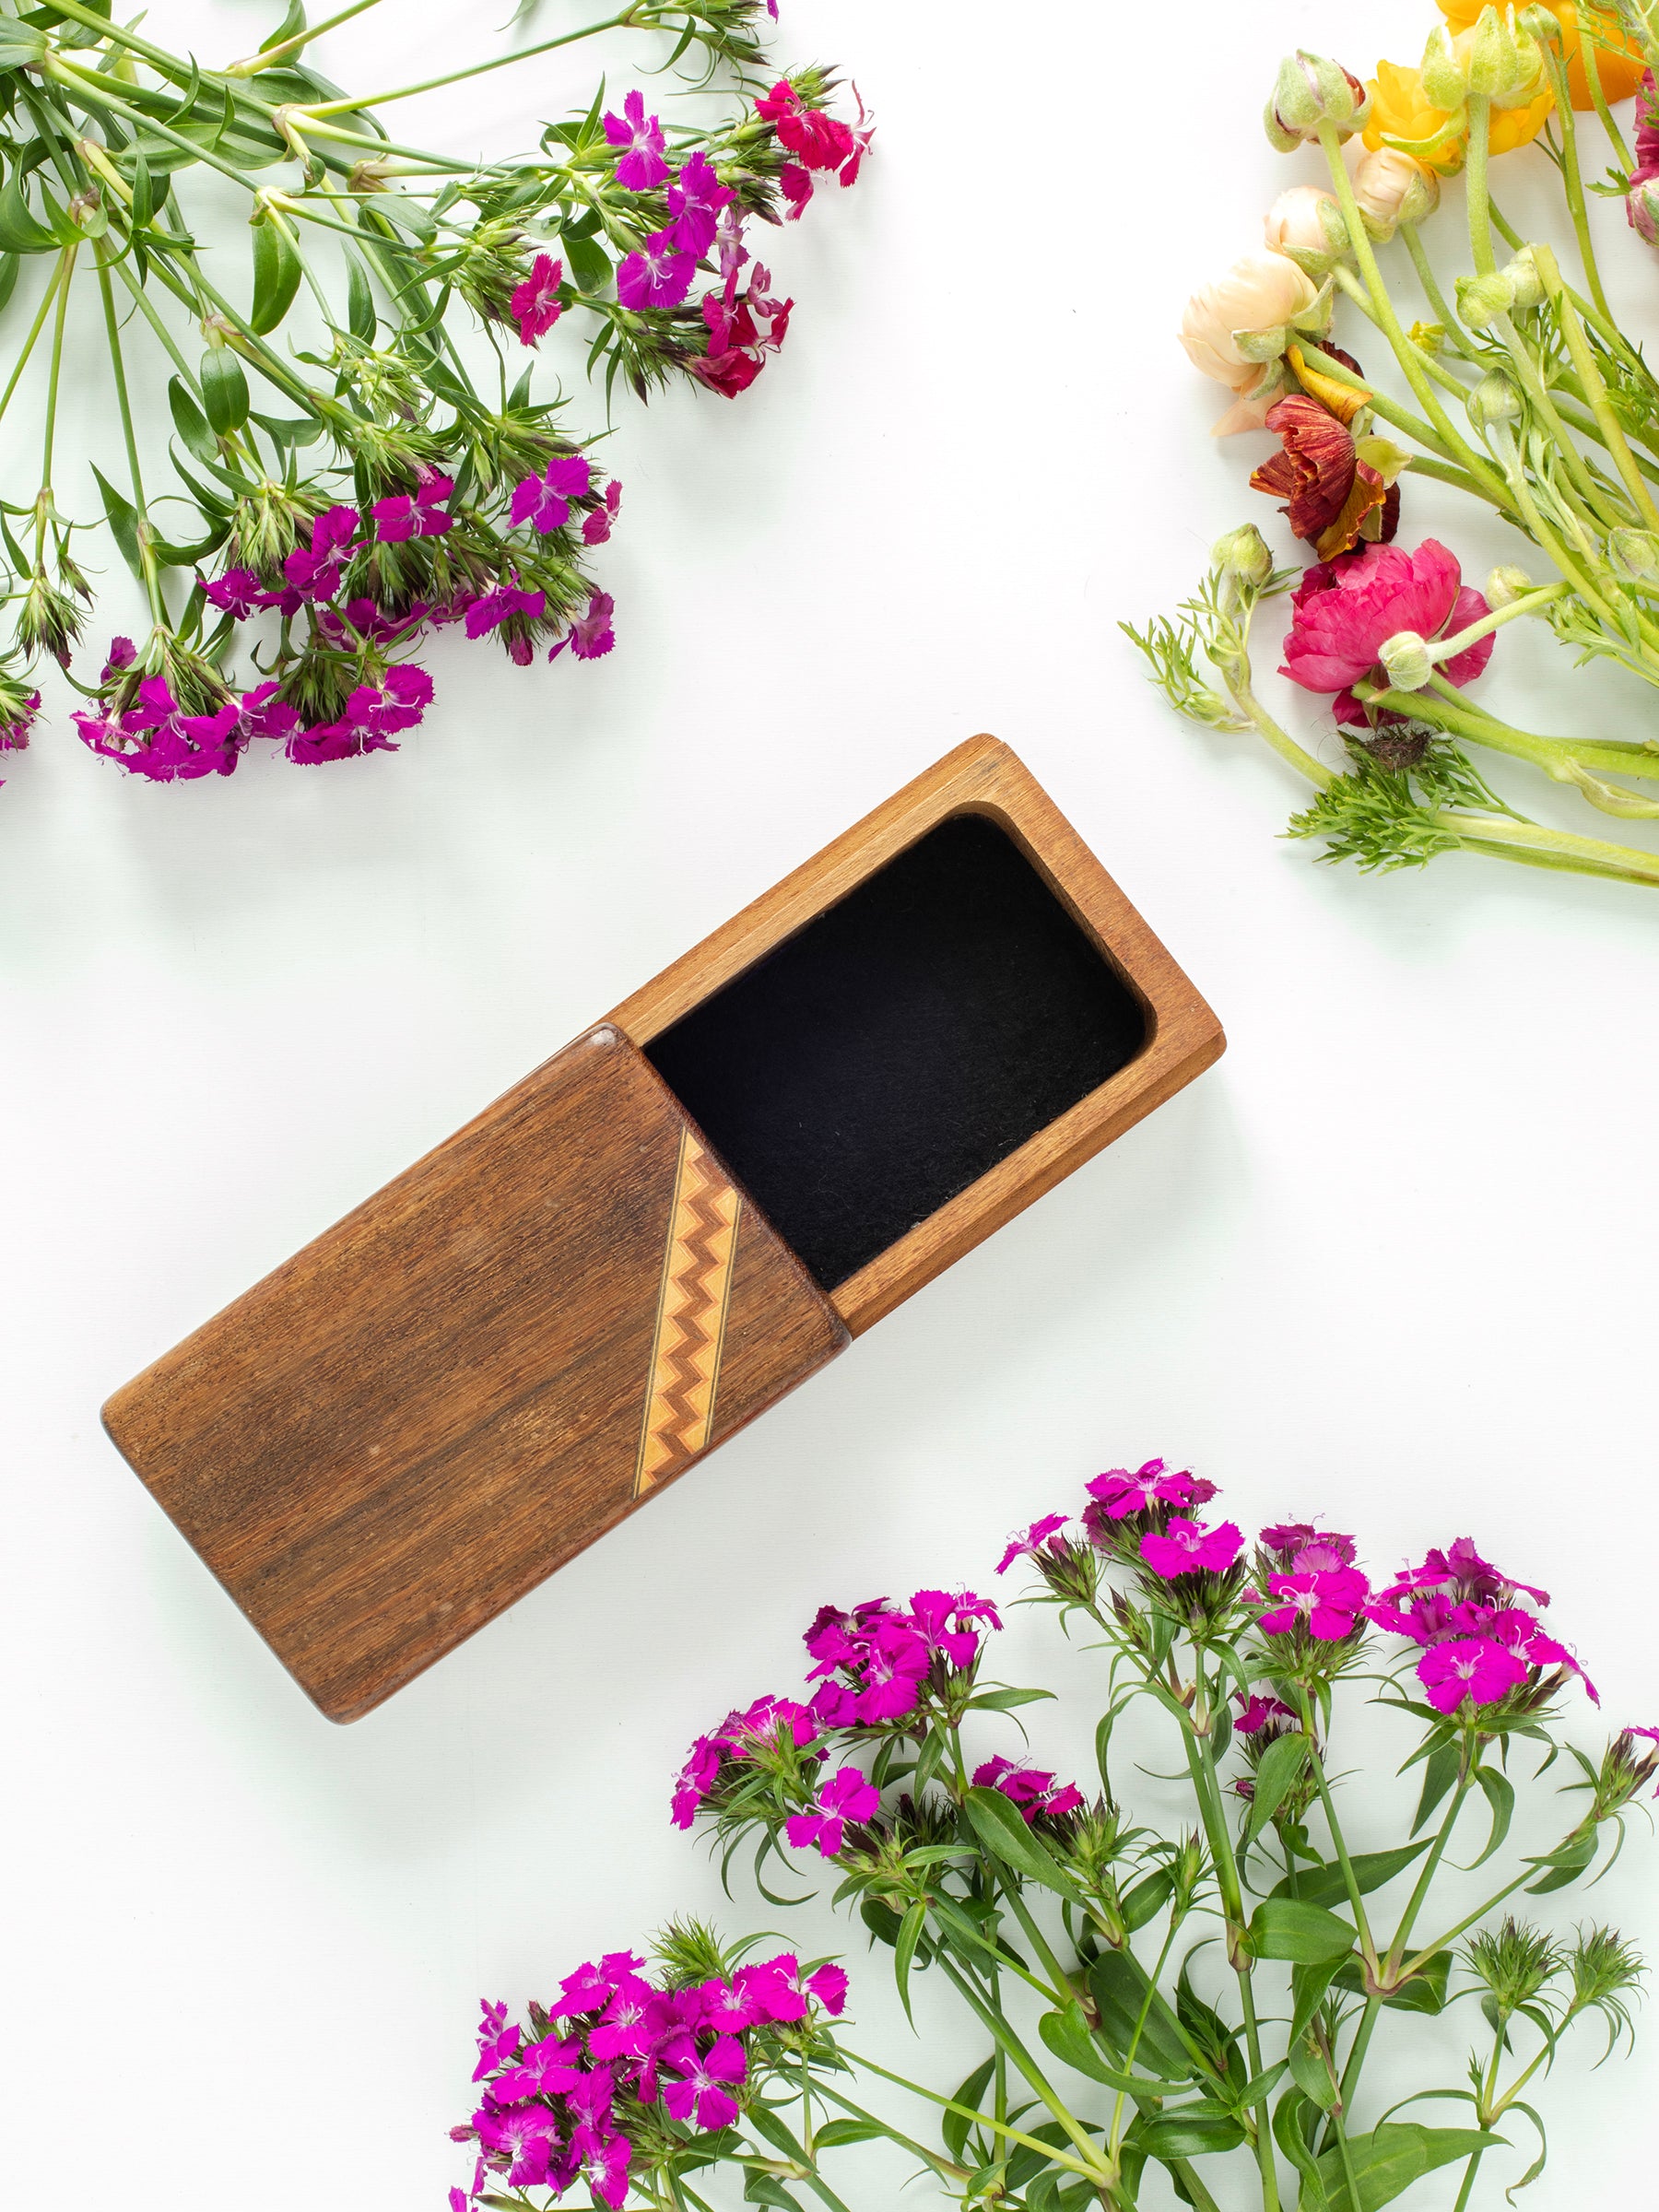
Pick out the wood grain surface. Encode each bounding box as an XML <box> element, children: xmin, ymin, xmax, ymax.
<box><xmin>610</xmin><ymin>735</ymin><xmax>1226</xmax><ymax>1335</ymax></box>
<box><xmin>101</xmin><ymin>1028</ymin><xmax>848</xmax><ymax>1723</ymax></box>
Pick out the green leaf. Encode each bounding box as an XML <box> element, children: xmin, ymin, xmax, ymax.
<box><xmin>168</xmin><ymin>376</ymin><xmax>219</xmax><ymax>464</ymax></box>
<box><xmin>1288</xmin><ymin>1959</ymin><xmax>1342</xmax><ymax>2046</ymax></box>
<box><xmin>1272</xmin><ymin>1841</ymin><xmax>1432</xmax><ymax>1912</ymax></box>
<box><xmin>0</xmin><ymin>171</ymin><xmax>60</xmax><ymax>255</ymax></box>
<box><xmin>1040</xmin><ymin>2003</ymin><xmax>1165</xmax><ymax>2097</ymax></box>
<box><xmin>90</xmin><ymin>464</ymin><xmax>147</xmax><ymax>586</ymax></box>
<box><xmin>941</xmin><ymin>2056</ymin><xmax>995</xmax><ymax>2164</ymax></box>
<box><xmin>0</xmin><ymin>250</ymin><xmax>18</xmax><ymax>312</ymax></box>
<box><xmin>742</xmin><ymin>2176</ymin><xmax>803</xmax><ymax>2209</ymax></box>
<box><xmin>1411</xmin><ymin>1741</ymin><xmax>1461</xmax><ymax>1836</ymax></box>
<box><xmin>1313</xmin><ymin>2123</ymin><xmax>1506</xmax><ymax>2212</ymax></box>
<box><xmin>1088</xmin><ymin>1950</ymin><xmax>1195</xmax><ymax>2081</ymax></box>
<box><xmin>259</xmin><ymin>0</ymin><xmax>307</xmax><ymax>53</ymax></box>
<box><xmin>893</xmin><ymin>1899</ymin><xmax>925</xmax><ymax>2022</ymax></box>
<box><xmin>1525</xmin><ymin>1830</ymin><xmax>1597</xmax><ymax>1894</ymax></box>
<box><xmin>199</xmin><ymin>347</ymin><xmax>250</xmax><ymax>434</ymax></box>
<box><xmin>912</xmin><ymin>1726</ymin><xmax>947</xmax><ymax>1800</ymax></box>
<box><xmin>1121</xmin><ymin>1868</ymin><xmax>1175</xmax><ymax>1933</ymax></box>
<box><xmin>1245</xmin><ymin>1732</ymin><xmax>1311</xmax><ymax>1843</ymax></box>
<box><xmin>250</xmin><ymin>410</ymin><xmax>325</xmax><ymax>448</ymax></box>
<box><xmin>1464</xmin><ymin>1766</ymin><xmax>1515</xmax><ymax>1872</ymax></box>
<box><xmin>346</xmin><ymin>254</ymin><xmax>376</xmax><ymax>341</ymax></box>
<box><xmin>860</xmin><ymin>1898</ymin><xmax>903</xmax><ymax>1950</ymax></box>
<box><xmin>964</xmin><ymin>1786</ymin><xmax>1086</xmax><ymax>1906</ymax></box>
<box><xmin>1244</xmin><ymin>1899</ymin><xmax>1355</xmax><ymax>1965</ymax></box>
<box><xmin>971</xmin><ymin>1687</ymin><xmax>1056</xmax><ymax>1712</ymax></box>
<box><xmin>1333</xmin><ymin>1949</ymin><xmax>1452</xmax><ymax>2016</ymax></box>
<box><xmin>1288</xmin><ymin>2029</ymin><xmax>1340</xmax><ymax>2112</ymax></box>
<box><xmin>810</xmin><ymin>2118</ymin><xmax>883</xmax><ymax>2148</ymax></box>
<box><xmin>1273</xmin><ymin>2088</ymin><xmax>1327</xmax><ymax>2206</ymax></box>
<box><xmin>0</xmin><ymin>22</ymin><xmax>47</xmax><ymax>67</ymax></box>
<box><xmin>564</xmin><ymin>227</ymin><xmax>610</xmax><ymax>293</ymax></box>
<box><xmin>1135</xmin><ymin>2105</ymin><xmax>1248</xmax><ymax>2159</ymax></box>
<box><xmin>249</xmin><ymin>216</ymin><xmax>301</xmax><ymax>334</ymax></box>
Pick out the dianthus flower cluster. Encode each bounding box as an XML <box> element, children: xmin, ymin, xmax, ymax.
<box><xmin>971</xmin><ymin>1754</ymin><xmax>1086</xmax><ymax>1824</ymax></box>
<box><xmin>803</xmin><ymin>1588</ymin><xmax>1001</xmax><ymax>1726</ymax></box>
<box><xmin>453</xmin><ymin>1947</ymin><xmax>847</xmax><ymax>2210</ymax></box>
<box><xmin>1369</xmin><ymin>1536</ymin><xmax>1597</xmax><ymax>1712</ymax></box>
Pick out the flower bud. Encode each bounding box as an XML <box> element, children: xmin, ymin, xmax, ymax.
<box><xmin>1472</xmin><ymin>5</ymin><xmax>1545</xmax><ymax>102</ymax></box>
<box><xmin>1212</xmin><ymin>523</ymin><xmax>1275</xmax><ymax>586</ymax></box>
<box><xmin>1501</xmin><ymin>244</ymin><xmax>1545</xmax><ymax>311</ymax></box>
<box><xmin>1378</xmin><ymin>630</ymin><xmax>1434</xmax><ymax>689</ymax></box>
<box><xmin>1516</xmin><ymin>4</ymin><xmax>1561</xmax><ymax>47</ymax></box>
<box><xmin>1607</xmin><ymin>528</ymin><xmax>1659</xmax><ymax>579</ymax></box>
<box><xmin>1486</xmin><ymin>562</ymin><xmax>1535</xmax><ymax>606</ymax></box>
<box><xmin>1456</xmin><ymin>268</ymin><xmax>1519</xmax><ymax>328</ymax></box>
<box><xmin>1420</xmin><ymin>25</ymin><xmax>1469</xmax><ymax>108</ymax></box>
<box><xmin>1629</xmin><ymin>176</ymin><xmax>1659</xmax><ymax>248</ymax></box>
<box><xmin>1351</xmin><ymin>147</ymin><xmax>1440</xmax><ymax>240</ymax></box>
<box><xmin>1466</xmin><ymin>371</ymin><xmax>1522</xmax><ymax>427</ymax></box>
<box><xmin>1264</xmin><ymin>185</ymin><xmax>1348</xmax><ymax>275</ymax></box>
<box><xmin>1265</xmin><ymin>49</ymin><xmax>1371</xmax><ymax>149</ymax></box>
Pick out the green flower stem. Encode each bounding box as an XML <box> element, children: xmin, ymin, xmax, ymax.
<box><xmin>1465</xmin><ymin>94</ymin><xmax>1497</xmax><ymax>278</ymax></box>
<box><xmin>1180</xmin><ymin>1689</ymin><xmax>1282</xmax><ymax>2211</ymax></box>
<box><xmin>93</xmin><ymin>241</ymin><xmax>166</xmax><ymax>625</ymax></box>
<box><xmin>296</xmin><ymin>7</ymin><xmax>647</xmax><ymax>115</ymax></box>
<box><xmin>1489</xmin><ymin>313</ymin><xmax>1612</xmax><ymax>524</ymax></box>
<box><xmin>1428</xmin><ymin>582</ymin><xmax>1571</xmax><ymax>660</ymax></box>
<box><xmin>1539</xmin><ymin>245</ymin><xmax>1659</xmax><ymax>532</ymax></box>
<box><xmin>1450</xmin><ymin>2144</ymin><xmax>1487</xmax><ymax>2212</ymax></box>
<box><xmin>1538</xmin><ymin>41</ymin><xmax>1614</xmax><ymax>322</ymax></box>
<box><xmin>1310</xmin><ymin>138</ymin><xmax>1513</xmax><ymax>508</ymax></box>
<box><xmin>927</xmin><ymin>1955</ymin><xmax>1113</xmax><ymax>2178</ymax></box>
<box><xmin>1399</xmin><ymin>221</ymin><xmax>1478</xmax><ymax>353</ymax></box>
<box><xmin>1397</xmin><ymin>1830</ymin><xmax>1593</xmax><ymax>1975</ymax></box>
<box><xmin>1488</xmin><ymin>426</ymin><xmax>1644</xmax><ymax>642</ymax></box>
<box><xmin>807</xmin><ymin>2080</ymin><xmax>969</xmax><ymax>2185</ymax></box>
<box><xmin>1382</xmin><ymin>1768</ymin><xmax>1475</xmax><ymax>1985</ymax></box>
<box><xmin>36</xmin><ymin>242</ymin><xmax>75</xmax><ymax>549</ymax></box>
<box><xmin>833</xmin><ymin>2039</ymin><xmax>1107</xmax><ymax>2183</ymax></box>
<box><xmin>1330</xmin><ymin>265</ymin><xmax>1480</xmax><ymax>406</ymax></box>
<box><xmin>735</xmin><ymin>2111</ymin><xmax>856</xmax><ymax>2212</ymax></box>
<box><xmin>1290</xmin><ymin>1696</ymin><xmax>1378</xmax><ymax>1969</ymax></box>
<box><xmin>224</xmin><ymin>0</ymin><xmax>388</xmax><ymax>75</ymax></box>
<box><xmin>1580</xmin><ymin>19</ymin><xmax>1633</xmax><ymax>166</ymax></box>
<box><xmin>1106</xmin><ymin>1915</ymin><xmax>1182</xmax><ymax>2158</ymax></box>
<box><xmin>261</xmin><ymin>201</ymin><xmax>337</xmax><ymax>323</ymax></box>
<box><xmin>0</xmin><ymin>255</ymin><xmax>70</xmax><ymax>437</ymax></box>
<box><xmin>1359</xmin><ymin>677</ymin><xmax>1659</xmax><ymax>783</ymax></box>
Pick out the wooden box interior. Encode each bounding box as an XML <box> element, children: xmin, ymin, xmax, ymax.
<box><xmin>646</xmin><ymin>812</ymin><xmax>1148</xmax><ymax>1293</ymax></box>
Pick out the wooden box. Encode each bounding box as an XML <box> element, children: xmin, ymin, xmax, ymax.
<box><xmin>102</xmin><ymin>736</ymin><xmax>1224</xmax><ymax>1720</ymax></box>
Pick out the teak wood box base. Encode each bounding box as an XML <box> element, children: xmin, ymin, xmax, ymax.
<box><xmin>103</xmin><ymin>736</ymin><xmax>1225</xmax><ymax>1721</ymax></box>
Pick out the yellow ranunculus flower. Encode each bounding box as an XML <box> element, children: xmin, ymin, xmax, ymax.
<box><xmin>1363</xmin><ymin>54</ymin><xmax>1555</xmax><ymax>176</ymax></box>
<box><xmin>1436</xmin><ymin>0</ymin><xmax>1646</xmax><ymax>107</ymax></box>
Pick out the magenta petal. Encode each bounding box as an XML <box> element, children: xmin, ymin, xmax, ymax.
<box><xmin>1438</xmin><ymin>585</ymin><xmax>1495</xmax><ymax>688</ymax></box>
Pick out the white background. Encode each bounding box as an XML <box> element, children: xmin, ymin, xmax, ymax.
<box><xmin>3</xmin><ymin>2</ymin><xmax>1656</xmax><ymax>2205</ymax></box>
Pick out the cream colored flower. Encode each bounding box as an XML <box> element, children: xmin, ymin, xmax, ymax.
<box><xmin>1351</xmin><ymin>146</ymin><xmax>1440</xmax><ymax>238</ymax></box>
<box><xmin>1179</xmin><ymin>252</ymin><xmax>1320</xmax><ymax>394</ymax></box>
<box><xmin>1264</xmin><ymin>184</ymin><xmax>1344</xmax><ymax>267</ymax></box>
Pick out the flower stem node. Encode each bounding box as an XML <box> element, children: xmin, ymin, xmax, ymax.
<box><xmin>1265</xmin><ymin>50</ymin><xmax>1371</xmax><ymax>149</ymax></box>
<box><xmin>1212</xmin><ymin>524</ymin><xmax>1275</xmax><ymax>587</ymax></box>
<box><xmin>1378</xmin><ymin>629</ymin><xmax>1435</xmax><ymax>689</ymax></box>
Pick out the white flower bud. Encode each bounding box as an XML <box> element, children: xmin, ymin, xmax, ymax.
<box><xmin>1502</xmin><ymin>245</ymin><xmax>1545</xmax><ymax>312</ymax></box>
<box><xmin>1179</xmin><ymin>252</ymin><xmax>1321</xmax><ymax>394</ymax></box>
<box><xmin>1486</xmin><ymin>563</ymin><xmax>1535</xmax><ymax>606</ymax></box>
<box><xmin>1351</xmin><ymin>147</ymin><xmax>1440</xmax><ymax>241</ymax></box>
<box><xmin>1378</xmin><ymin>630</ymin><xmax>1435</xmax><ymax>689</ymax></box>
<box><xmin>1264</xmin><ymin>185</ymin><xmax>1348</xmax><ymax>276</ymax></box>
<box><xmin>1456</xmin><ymin>269</ymin><xmax>1517</xmax><ymax>329</ymax></box>
<box><xmin>1212</xmin><ymin>524</ymin><xmax>1275</xmax><ymax>587</ymax></box>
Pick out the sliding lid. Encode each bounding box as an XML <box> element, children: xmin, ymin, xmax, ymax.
<box><xmin>101</xmin><ymin>1026</ymin><xmax>848</xmax><ymax>1723</ymax></box>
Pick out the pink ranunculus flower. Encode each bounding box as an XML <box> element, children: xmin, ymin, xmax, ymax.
<box><xmin>1279</xmin><ymin>539</ymin><xmax>1495</xmax><ymax>700</ymax></box>
<box><xmin>1141</xmin><ymin>1516</ymin><xmax>1244</xmax><ymax>1580</ymax></box>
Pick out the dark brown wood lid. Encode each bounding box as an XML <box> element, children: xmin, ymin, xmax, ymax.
<box><xmin>101</xmin><ymin>1027</ymin><xmax>848</xmax><ymax>1722</ymax></box>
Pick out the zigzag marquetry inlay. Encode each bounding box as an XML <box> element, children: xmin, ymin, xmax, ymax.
<box><xmin>634</xmin><ymin>1129</ymin><xmax>741</xmax><ymax>1496</ymax></box>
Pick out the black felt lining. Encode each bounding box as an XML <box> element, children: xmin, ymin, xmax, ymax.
<box><xmin>645</xmin><ymin>812</ymin><xmax>1150</xmax><ymax>1291</ymax></box>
